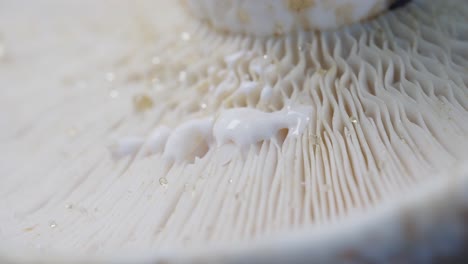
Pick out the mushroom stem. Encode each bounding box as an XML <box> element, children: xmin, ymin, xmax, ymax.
<box><xmin>184</xmin><ymin>0</ymin><xmax>397</xmax><ymax>36</ymax></box>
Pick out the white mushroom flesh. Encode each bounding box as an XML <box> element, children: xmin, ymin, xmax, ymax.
<box><xmin>0</xmin><ymin>0</ymin><xmax>468</xmax><ymax>262</ymax></box>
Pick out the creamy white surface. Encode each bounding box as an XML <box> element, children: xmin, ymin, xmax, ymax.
<box><xmin>0</xmin><ymin>0</ymin><xmax>468</xmax><ymax>263</ymax></box>
<box><xmin>112</xmin><ymin>105</ymin><xmax>313</xmax><ymax>161</ymax></box>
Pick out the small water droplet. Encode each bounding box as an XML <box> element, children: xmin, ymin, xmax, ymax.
<box><xmin>23</xmin><ymin>226</ymin><xmax>36</xmax><ymax>232</ymax></box>
<box><xmin>263</xmin><ymin>54</ymin><xmax>268</xmax><ymax>60</ymax></box>
<box><xmin>345</xmin><ymin>130</ymin><xmax>352</xmax><ymax>137</ymax></box>
<box><xmin>349</xmin><ymin>116</ymin><xmax>358</xmax><ymax>124</ymax></box>
<box><xmin>178</xmin><ymin>71</ymin><xmax>187</xmax><ymax>83</ymax></box>
<box><xmin>200</xmin><ymin>103</ymin><xmax>207</xmax><ymax>110</ymax></box>
<box><xmin>298</xmin><ymin>42</ymin><xmax>312</xmax><ymax>52</ymax></box>
<box><xmin>133</xmin><ymin>94</ymin><xmax>154</xmax><ymax>112</ymax></box>
<box><xmin>151</xmin><ymin>77</ymin><xmax>160</xmax><ymax>85</ymax></box>
<box><xmin>106</xmin><ymin>72</ymin><xmax>115</xmax><ymax>82</ymax></box>
<box><xmin>159</xmin><ymin>177</ymin><xmax>168</xmax><ymax>187</ymax></box>
<box><xmin>399</xmin><ymin>135</ymin><xmax>406</xmax><ymax>144</ymax></box>
<box><xmin>228</xmin><ymin>179</ymin><xmax>233</xmax><ymax>184</ymax></box>
<box><xmin>65</xmin><ymin>204</ymin><xmax>73</xmax><ymax>209</ymax></box>
<box><xmin>67</xmin><ymin>127</ymin><xmax>78</xmax><ymax>137</ymax></box>
<box><xmin>109</xmin><ymin>89</ymin><xmax>119</xmax><ymax>99</ymax></box>
<box><xmin>149</xmin><ymin>78</ymin><xmax>164</xmax><ymax>91</ymax></box>
<box><xmin>316</xmin><ymin>68</ymin><xmax>328</xmax><ymax>75</ymax></box>
<box><xmin>151</xmin><ymin>56</ymin><xmax>161</xmax><ymax>65</ymax></box>
<box><xmin>181</xmin><ymin>32</ymin><xmax>191</xmax><ymax>41</ymax></box>
<box><xmin>49</xmin><ymin>221</ymin><xmax>57</xmax><ymax>228</ymax></box>
<box><xmin>310</xmin><ymin>134</ymin><xmax>321</xmax><ymax>145</ymax></box>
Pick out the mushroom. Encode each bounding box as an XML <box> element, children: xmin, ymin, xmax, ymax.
<box><xmin>1</xmin><ymin>0</ymin><xmax>468</xmax><ymax>263</ymax></box>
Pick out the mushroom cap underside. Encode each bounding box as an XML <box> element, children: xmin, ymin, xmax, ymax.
<box><xmin>0</xmin><ymin>0</ymin><xmax>468</xmax><ymax>263</ymax></box>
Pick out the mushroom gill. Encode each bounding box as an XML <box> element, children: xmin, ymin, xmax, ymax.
<box><xmin>1</xmin><ymin>0</ymin><xmax>468</xmax><ymax>263</ymax></box>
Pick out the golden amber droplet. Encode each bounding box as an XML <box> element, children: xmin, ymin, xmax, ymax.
<box><xmin>133</xmin><ymin>94</ymin><xmax>154</xmax><ymax>112</ymax></box>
